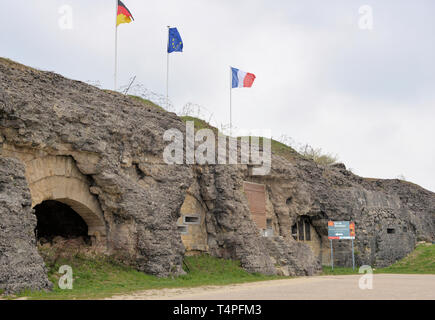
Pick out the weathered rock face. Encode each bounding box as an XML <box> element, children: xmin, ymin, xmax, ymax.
<box><xmin>263</xmin><ymin>237</ymin><xmax>321</xmax><ymax>276</ymax></box>
<box><xmin>0</xmin><ymin>58</ymin><xmax>434</xmax><ymax>293</ymax></box>
<box><xmin>0</xmin><ymin>58</ymin><xmax>193</xmax><ymax>286</ymax></box>
<box><xmin>0</xmin><ymin>157</ymin><xmax>52</xmax><ymax>294</ymax></box>
<box><xmin>195</xmin><ymin>165</ymin><xmax>277</xmax><ymax>275</ymax></box>
<box><xmin>185</xmin><ymin>160</ymin><xmax>322</xmax><ymax>276</ymax></box>
<box><xmin>258</xmin><ymin>154</ymin><xmax>435</xmax><ymax>267</ymax></box>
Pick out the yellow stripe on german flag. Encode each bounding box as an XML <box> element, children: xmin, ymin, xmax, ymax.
<box><xmin>117</xmin><ymin>0</ymin><xmax>134</xmax><ymax>27</ymax></box>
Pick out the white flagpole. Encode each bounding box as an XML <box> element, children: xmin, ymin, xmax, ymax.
<box><xmin>229</xmin><ymin>66</ymin><xmax>232</xmax><ymax>137</ymax></box>
<box><xmin>114</xmin><ymin>0</ymin><xmax>118</xmax><ymax>91</ymax></box>
<box><xmin>166</xmin><ymin>26</ymin><xmax>170</xmax><ymax>109</ymax></box>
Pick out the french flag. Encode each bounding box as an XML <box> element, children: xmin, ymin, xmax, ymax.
<box><xmin>231</xmin><ymin>67</ymin><xmax>256</xmax><ymax>88</ymax></box>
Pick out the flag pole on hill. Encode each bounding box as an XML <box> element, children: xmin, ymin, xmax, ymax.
<box><xmin>229</xmin><ymin>67</ymin><xmax>257</xmax><ymax>137</ymax></box>
<box><xmin>166</xmin><ymin>27</ymin><xmax>183</xmax><ymax>109</ymax></box>
<box><xmin>114</xmin><ymin>0</ymin><xmax>134</xmax><ymax>91</ymax></box>
<box><xmin>166</xmin><ymin>26</ymin><xmax>170</xmax><ymax>108</ymax></box>
<box><xmin>229</xmin><ymin>66</ymin><xmax>233</xmax><ymax>137</ymax></box>
<box><xmin>114</xmin><ymin>0</ymin><xmax>118</xmax><ymax>91</ymax></box>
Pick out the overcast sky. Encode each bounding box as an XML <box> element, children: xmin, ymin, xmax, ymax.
<box><xmin>1</xmin><ymin>0</ymin><xmax>434</xmax><ymax>192</ymax></box>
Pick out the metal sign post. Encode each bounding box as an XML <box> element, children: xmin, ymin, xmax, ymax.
<box><xmin>330</xmin><ymin>239</ymin><xmax>334</xmax><ymax>271</ymax></box>
<box><xmin>351</xmin><ymin>238</ymin><xmax>355</xmax><ymax>271</ymax></box>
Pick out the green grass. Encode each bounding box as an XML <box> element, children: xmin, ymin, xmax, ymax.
<box><xmin>180</xmin><ymin>116</ymin><xmax>218</xmax><ymax>132</ymax></box>
<box><xmin>267</xmin><ymin>138</ymin><xmax>298</xmax><ymax>161</ymax></box>
<box><xmin>11</xmin><ymin>250</ymin><xmax>282</xmax><ymax>300</ymax></box>
<box><xmin>179</xmin><ymin>116</ymin><xmax>298</xmax><ymax>161</ymax></box>
<box><xmin>236</xmin><ymin>136</ymin><xmax>299</xmax><ymax>163</ymax></box>
<box><xmin>321</xmin><ymin>244</ymin><xmax>435</xmax><ymax>275</ymax></box>
<box><xmin>380</xmin><ymin>244</ymin><xmax>435</xmax><ymax>274</ymax></box>
<box><xmin>0</xmin><ymin>57</ymin><xmax>38</xmax><ymax>72</ymax></box>
<box><xmin>128</xmin><ymin>95</ymin><xmax>166</xmax><ymax>111</ymax></box>
<box><xmin>4</xmin><ymin>244</ymin><xmax>433</xmax><ymax>300</ymax></box>
<box><xmin>321</xmin><ymin>266</ymin><xmax>360</xmax><ymax>276</ymax></box>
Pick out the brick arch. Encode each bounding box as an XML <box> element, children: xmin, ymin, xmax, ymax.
<box><xmin>0</xmin><ymin>144</ymin><xmax>107</xmax><ymax>238</ymax></box>
<box><xmin>25</xmin><ymin>156</ymin><xmax>106</xmax><ymax>237</ymax></box>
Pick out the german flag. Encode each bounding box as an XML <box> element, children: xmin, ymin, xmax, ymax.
<box><xmin>117</xmin><ymin>0</ymin><xmax>134</xmax><ymax>27</ymax></box>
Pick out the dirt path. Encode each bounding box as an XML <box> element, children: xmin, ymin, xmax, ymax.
<box><xmin>106</xmin><ymin>274</ymin><xmax>435</xmax><ymax>300</ymax></box>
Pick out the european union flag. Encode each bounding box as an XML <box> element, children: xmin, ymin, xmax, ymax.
<box><xmin>168</xmin><ymin>27</ymin><xmax>183</xmax><ymax>53</ymax></box>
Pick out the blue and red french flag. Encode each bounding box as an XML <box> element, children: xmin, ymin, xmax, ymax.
<box><xmin>231</xmin><ymin>67</ymin><xmax>256</xmax><ymax>88</ymax></box>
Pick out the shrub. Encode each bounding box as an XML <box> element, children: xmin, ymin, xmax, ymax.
<box><xmin>298</xmin><ymin>144</ymin><xmax>338</xmax><ymax>166</ymax></box>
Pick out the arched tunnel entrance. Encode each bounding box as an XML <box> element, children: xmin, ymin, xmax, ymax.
<box><xmin>34</xmin><ymin>200</ymin><xmax>90</xmax><ymax>244</ymax></box>
<box><xmin>0</xmin><ymin>150</ymin><xmax>108</xmax><ymax>251</ymax></box>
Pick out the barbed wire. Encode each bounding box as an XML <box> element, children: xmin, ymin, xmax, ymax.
<box><xmin>87</xmin><ymin>80</ymin><xmax>340</xmax><ymax>164</ymax></box>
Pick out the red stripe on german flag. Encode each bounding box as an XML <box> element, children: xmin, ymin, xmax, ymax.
<box><xmin>117</xmin><ymin>0</ymin><xmax>134</xmax><ymax>26</ymax></box>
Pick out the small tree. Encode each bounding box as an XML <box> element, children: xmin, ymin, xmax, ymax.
<box><xmin>298</xmin><ymin>144</ymin><xmax>338</xmax><ymax>166</ymax></box>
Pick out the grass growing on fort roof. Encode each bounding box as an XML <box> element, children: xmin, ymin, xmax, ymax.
<box><xmin>15</xmin><ymin>250</ymin><xmax>282</xmax><ymax>300</ymax></box>
<box><xmin>180</xmin><ymin>116</ymin><xmax>219</xmax><ymax>132</ymax></box>
<box><xmin>128</xmin><ymin>95</ymin><xmax>166</xmax><ymax>111</ymax></box>
<box><xmin>321</xmin><ymin>243</ymin><xmax>435</xmax><ymax>275</ymax></box>
<box><xmin>180</xmin><ymin>116</ymin><xmax>299</xmax><ymax>161</ymax></box>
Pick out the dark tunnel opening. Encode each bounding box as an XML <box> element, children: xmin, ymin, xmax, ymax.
<box><xmin>34</xmin><ymin>200</ymin><xmax>90</xmax><ymax>243</ymax></box>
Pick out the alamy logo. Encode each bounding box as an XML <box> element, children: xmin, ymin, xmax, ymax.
<box><xmin>58</xmin><ymin>5</ymin><xmax>74</xmax><ymax>30</ymax></box>
<box><xmin>359</xmin><ymin>5</ymin><xmax>374</xmax><ymax>31</ymax></box>
<box><xmin>163</xmin><ymin>121</ymin><xmax>272</xmax><ymax>175</ymax></box>
<box><xmin>58</xmin><ymin>265</ymin><xmax>73</xmax><ymax>290</ymax></box>
<box><xmin>358</xmin><ymin>265</ymin><xmax>373</xmax><ymax>290</ymax></box>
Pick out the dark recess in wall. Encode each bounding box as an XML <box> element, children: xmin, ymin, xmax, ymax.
<box><xmin>34</xmin><ymin>200</ymin><xmax>90</xmax><ymax>243</ymax></box>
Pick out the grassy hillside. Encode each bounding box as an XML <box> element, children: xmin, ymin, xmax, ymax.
<box><xmin>180</xmin><ymin>116</ymin><xmax>299</xmax><ymax>161</ymax></box>
<box><xmin>380</xmin><ymin>243</ymin><xmax>435</xmax><ymax>274</ymax></box>
<box><xmin>264</xmin><ymin>137</ymin><xmax>299</xmax><ymax>161</ymax></box>
<box><xmin>322</xmin><ymin>243</ymin><xmax>435</xmax><ymax>275</ymax></box>
<box><xmin>180</xmin><ymin>115</ymin><xmax>218</xmax><ymax>132</ymax></box>
<box><xmin>128</xmin><ymin>95</ymin><xmax>166</xmax><ymax>111</ymax></box>
<box><xmin>11</xmin><ymin>249</ymin><xmax>281</xmax><ymax>300</ymax></box>
<box><xmin>0</xmin><ymin>57</ymin><xmax>39</xmax><ymax>72</ymax></box>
